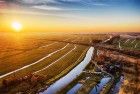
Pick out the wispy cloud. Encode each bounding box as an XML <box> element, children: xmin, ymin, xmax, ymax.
<box><xmin>16</xmin><ymin>0</ymin><xmax>109</xmax><ymax>7</ymax></box>
<box><xmin>32</xmin><ymin>6</ymin><xmax>62</xmax><ymax>11</ymax></box>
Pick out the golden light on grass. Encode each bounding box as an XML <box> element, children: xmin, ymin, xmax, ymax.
<box><xmin>11</xmin><ymin>21</ymin><xmax>22</xmax><ymax>32</ymax></box>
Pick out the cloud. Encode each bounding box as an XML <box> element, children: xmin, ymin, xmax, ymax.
<box><xmin>32</xmin><ymin>6</ymin><xmax>62</xmax><ymax>10</ymax></box>
<box><xmin>27</xmin><ymin>0</ymin><xmax>108</xmax><ymax>11</ymax></box>
<box><xmin>16</xmin><ymin>0</ymin><xmax>108</xmax><ymax>7</ymax></box>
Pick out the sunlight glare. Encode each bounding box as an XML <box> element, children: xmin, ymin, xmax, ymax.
<box><xmin>12</xmin><ymin>21</ymin><xmax>22</xmax><ymax>32</ymax></box>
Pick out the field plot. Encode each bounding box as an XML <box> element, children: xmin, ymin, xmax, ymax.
<box><xmin>0</xmin><ymin>33</ymin><xmax>78</xmax><ymax>76</ymax></box>
<box><xmin>0</xmin><ymin>34</ymin><xmax>73</xmax><ymax>78</ymax></box>
<box><xmin>35</xmin><ymin>45</ymin><xmax>88</xmax><ymax>80</ymax></box>
<box><xmin>0</xmin><ymin>33</ymin><xmax>91</xmax><ymax>93</ymax></box>
<box><xmin>0</xmin><ymin>43</ymin><xmax>73</xmax><ymax>80</ymax></box>
<box><xmin>111</xmin><ymin>37</ymin><xmax>140</xmax><ymax>50</ymax></box>
<box><xmin>119</xmin><ymin>39</ymin><xmax>140</xmax><ymax>50</ymax></box>
<box><xmin>0</xmin><ymin>42</ymin><xmax>67</xmax><ymax>75</ymax></box>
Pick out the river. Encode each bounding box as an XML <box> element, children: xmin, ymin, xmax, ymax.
<box><xmin>40</xmin><ymin>47</ymin><xmax>94</xmax><ymax>94</ymax></box>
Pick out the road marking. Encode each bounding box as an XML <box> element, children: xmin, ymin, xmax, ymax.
<box><xmin>0</xmin><ymin>43</ymin><xmax>70</xmax><ymax>79</ymax></box>
<box><xmin>35</xmin><ymin>45</ymin><xmax>77</xmax><ymax>73</ymax></box>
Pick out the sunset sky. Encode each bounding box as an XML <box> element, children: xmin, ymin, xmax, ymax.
<box><xmin>0</xmin><ymin>0</ymin><xmax>140</xmax><ymax>33</ymax></box>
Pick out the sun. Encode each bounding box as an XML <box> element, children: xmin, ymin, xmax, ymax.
<box><xmin>12</xmin><ymin>21</ymin><xmax>22</xmax><ymax>32</ymax></box>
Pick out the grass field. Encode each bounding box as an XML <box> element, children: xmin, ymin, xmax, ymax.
<box><xmin>112</xmin><ymin>38</ymin><xmax>140</xmax><ymax>50</ymax></box>
<box><xmin>0</xmin><ymin>42</ymin><xmax>67</xmax><ymax>75</ymax></box>
<box><xmin>0</xmin><ymin>33</ymin><xmax>93</xmax><ymax>93</ymax></box>
<box><xmin>36</xmin><ymin>45</ymin><xmax>88</xmax><ymax>78</ymax></box>
<box><xmin>0</xmin><ymin>43</ymin><xmax>73</xmax><ymax>81</ymax></box>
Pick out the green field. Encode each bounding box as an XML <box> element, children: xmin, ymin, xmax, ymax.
<box><xmin>0</xmin><ymin>33</ymin><xmax>94</xmax><ymax>93</ymax></box>
<box><xmin>0</xmin><ymin>34</ymin><xmax>131</xmax><ymax>94</ymax></box>
<box><xmin>112</xmin><ymin>38</ymin><xmax>140</xmax><ymax>50</ymax></box>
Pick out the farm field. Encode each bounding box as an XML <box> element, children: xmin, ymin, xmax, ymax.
<box><xmin>0</xmin><ymin>33</ymin><xmax>94</xmax><ymax>93</ymax></box>
<box><xmin>110</xmin><ymin>36</ymin><xmax>140</xmax><ymax>50</ymax></box>
<box><xmin>0</xmin><ymin>33</ymin><xmax>139</xmax><ymax>94</ymax></box>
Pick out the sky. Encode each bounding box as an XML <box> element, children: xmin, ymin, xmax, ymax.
<box><xmin>0</xmin><ymin>0</ymin><xmax>140</xmax><ymax>33</ymax></box>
